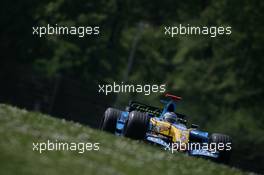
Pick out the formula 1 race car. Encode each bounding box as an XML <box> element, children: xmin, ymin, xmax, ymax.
<box><xmin>100</xmin><ymin>94</ymin><xmax>232</xmax><ymax>163</ymax></box>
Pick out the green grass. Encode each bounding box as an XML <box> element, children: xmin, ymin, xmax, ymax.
<box><xmin>0</xmin><ymin>104</ymin><xmax>248</xmax><ymax>175</ymax></box>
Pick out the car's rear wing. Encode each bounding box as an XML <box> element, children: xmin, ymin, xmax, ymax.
<box><xmin>128</xmin><ymin>101</ymin><xmax>162</xmax><ymax>116</ymax></box>
<box><xmin>128</xmin><ymin>100</ymin><xmax>186</xmax><ymax>119</ymax></box>
<box><xmin>165</xmin><ymin>93</ymin><xmax>182</xmax><ymax>101</ymax></box>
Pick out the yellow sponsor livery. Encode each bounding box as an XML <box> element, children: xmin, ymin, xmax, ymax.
<box><xmin>150</xmin><ymin>118</ymin><xmax>190</xmax><ymax>144</ymax></box>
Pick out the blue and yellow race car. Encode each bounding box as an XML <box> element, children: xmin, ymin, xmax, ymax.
<box><xmin>100</xmin><ymin>94</ymin><xmax>232</xmax><ymax>163</ymax></box>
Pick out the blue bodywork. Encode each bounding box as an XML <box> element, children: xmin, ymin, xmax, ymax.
<box><xmin>114</xmin><ymin>98</ymin><xmax>220</xmax><ymax>159</ymax></box>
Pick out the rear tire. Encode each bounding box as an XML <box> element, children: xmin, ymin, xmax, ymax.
<box><xmin>124</xmin><ymin>111</ymin><xmax>149</xmax><ymax>139</ymax></box>
<box><xmin>101</xmin><ymin>108</ymin><xmax>121</xmax><ymax>134</ymax></box>
<box><xmin>210</xmin><ymin>133</ymin><xmax>232</xmax><ymax>164</ymax></box>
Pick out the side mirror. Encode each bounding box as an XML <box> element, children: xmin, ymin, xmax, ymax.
<box><xmin>191</xmin><ymin>124</ymin><xmax>199</xmax><ymax>129</ymax></box>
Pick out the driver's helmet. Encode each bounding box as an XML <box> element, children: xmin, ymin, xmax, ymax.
<box><xmin>163</xmin><ymin>112</ymin><xmax>178</xmax><ymax>123</ymax></box>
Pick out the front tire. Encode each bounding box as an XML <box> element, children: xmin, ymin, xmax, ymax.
<box><xmin>101</xmin><ymin>108</ymin><xmax>121</xmax><ymax>134</ymax></box>
<box><xmin>124</xmin><ymin>111</ymin><xmax>149</xmax><ymax>139</ymax></box>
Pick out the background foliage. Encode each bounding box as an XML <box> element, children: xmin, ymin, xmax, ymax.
<box><xmin>0</xmin><ymin>0</ymin><xmax>263</xmax><ymax>173</ymax></box>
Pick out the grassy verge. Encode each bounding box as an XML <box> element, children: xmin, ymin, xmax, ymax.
<box><xmin>0</xmin><ymin>104</ymin><xmax>247</xmax><ymax>175</ymax></box>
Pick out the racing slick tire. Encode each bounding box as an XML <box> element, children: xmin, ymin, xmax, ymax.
<box><xmin>210</xmin><ymin>133</ymin><xmax>232</xmax><ymax>164</ymax></box>
<box><xmin>101</xmin><ymin>108</ymin><xmax>121</xmax><ymax>134</ymax></box>
<box><xmin>124</xmin><ymin>111</ymin><xmax>149</xmax><ymax>140</ymax></box>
